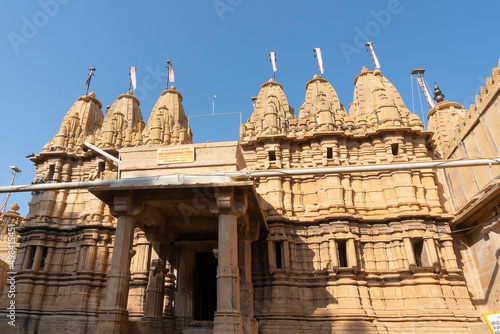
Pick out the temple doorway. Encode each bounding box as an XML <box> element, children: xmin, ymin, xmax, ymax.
<box><xmin>193</xmin><ymin>252</ymin><xmax>217</xmax><ymax>321</ymax></box>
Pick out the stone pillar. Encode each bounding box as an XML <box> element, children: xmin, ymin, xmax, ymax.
<box><xmin>239</xmin><ymin>239</ymin><xmax>257</xmax><ymax>334</ymax></box>
<box><xmin>403</xmin><ymin>237</ymin><xmax>417</xmax><ymax>272</ymax></box>
<box><xmin>267</xmin><ymin>240</ymin><xmax>276</xmax><ymax>274</ymax></box>
<box><xmin>214</xmin><ymin>213</ymin><xmax>242</xmax><ymax>333</ymax></box>
<box><xmin>283</xmin><ymin>240</ymin><xmax>290</xmax><ymax>273</ymax></box>
<box><xmin>21</xmin><ymin>246</ymin><xmax>34</xmax><ymax>270</ymax></box>
<box><xmin>43</xmin><ymin>247</ymin><xmax>55</xmax><ymax>272</ymax></box>
<box><xmin>94</xmin><ymin>214</ymin><xmax>137</xmax><ymax>334</ymax></box>
<box><xmin>32</xmin><ymin>245</ymin><xmax>44</xmax><ymax>271</ymax></box>
<box><xmin>347</xmin><ymin>238</ymin><xmax>358</xmax><ymax>271</ymax></box>
<box><xmin>143</xmin><ymin>241</ymin><xmax>167</xmax><ymax>334</ymax></box>
<box><xmin>425</xmin><ymin>236</ymin><xmax>441</xmax><ymax>271</ymax></box>
<box><xmin>329</xmin><ymin>239</ymin><xmax>339</xmax><ymax>272</ymax></box>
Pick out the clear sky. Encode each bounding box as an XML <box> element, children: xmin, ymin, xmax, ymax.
<box><xmin>0</xmin><ymin>0</ymin><xmax>499</xmax><ymax>216</ymax></box>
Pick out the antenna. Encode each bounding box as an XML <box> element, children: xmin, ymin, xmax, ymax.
<box><xmin>411</xmin><ymin>68</ymin><xmax>435</xmax><ymax>109</ymax></box>
<box><xmin>313</xmin><ymin>48</ymin><xmax>324</xmax><ymax>77</ymax></box>
<box><xmin>365</xmin><ymin>42</ymin><xmax>380</xmax><ymax>70</ymax></box>
<box><xmin>188</xmin><ymin>95</ymin><xmax>242</xmax><ymax>138</ymax></box>
<box><xmin>213</xmin><ymin>95</ymin><xmax>216</xmax><ymax>115</ymax></box>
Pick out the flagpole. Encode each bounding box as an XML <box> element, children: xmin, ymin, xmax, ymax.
<box><xmin>85</xmin><ymin>67</ymin><xmax>96</xmax><ymax>96</ymax></box>
<box><xmin>166</xmin><ymin>60</ymin><xmax>171</xmax><ymax>90</ymax></box>
<box><xmin>166</xmin><ymin>67</ymin><xmax>170</xmax><ymax>90</ymax></box>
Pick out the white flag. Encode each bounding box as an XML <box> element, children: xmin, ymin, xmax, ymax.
<box><xmin>130</xmin><ymin>67</ymin><xmax>137</xmax><ymax>90</ymax></box>
<box><xmin>313</xmin><ymin>48</ymin><xmax>324</xmax><ymax>75</ymax></box>
<box><xmin>167</xmin><ymin>60</ymin><xmax>175</xmax><ymax>83</ymax></box>
<box><xmin>269</xmin><ymin>52</ymin><xmax>277</xmax><ymax>73</ymax></box>
<box><xmin>366</xmin><ymin>42</ymin><xmax>380</xmax><ymax>70</ymax></box>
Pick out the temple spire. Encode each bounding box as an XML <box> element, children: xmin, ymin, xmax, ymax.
<box><xmin>97</xmin><ymin>91</ymin><xmax>145</xmax><ymax>149</ymax></box>
<box><xmin>45</xmin><ymin>92</ymin><xmax>103</xmax><ymax>152</ymax></box>
<box><xmin>142</xmin><ymin>85</ymin><xmax>192</xmax><ymax>145</ymax></box>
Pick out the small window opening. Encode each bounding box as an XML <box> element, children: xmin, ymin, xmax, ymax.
<box><xmin>391</xmin><ymin>143</ymin><xmax>399</xmax><ymax>156</ymax></box>
<box><xmin>275</xmin><ymin>241</ymin><xmax>283</xmax><ymax>269</ymax></box>
<box><xmin>43</xmin><ymin>164</ymin><xmax>55</xmax><ymax>181</ymax></box>
<box><xmin>337</xmin><ymin>240</ymin><xmax>348</xmax><ymax>267</ymax></box>
<box><xmin>26</xmin><ymin>246</ymin><xmax>36</xmax><ymax>269</ymax></box>
<box><xmin>327</xmin><ymin>147</ymin><xmax>333</xmax><ymax>159</ymax></box>
<box><xmin>98</xmin><ymin>161</ymin><xmax>106</xmax><ymax>173</ymax></box>
<box><xmin>413</xmin><ymin>238</ymin><xmax>425</xmax><ymax>267</ymax></box>
<box><xmin>269</xmin><ymin>150</ymin><xmax>276</xmax><ymax>161</ymax></box>
<box><xmin>39</xmin><ymin>247</ymin><xmax>48</xmax><ymax>271</ymax></box>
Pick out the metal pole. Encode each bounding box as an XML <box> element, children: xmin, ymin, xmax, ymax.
<box><xmin>83</xmin><ymin>142</ymin><xmax>122</xmax><ymax>165</ymax></box>
<box><xmin>1</xmin><ymin>157</ymin><xmax>500</xmax><ymax>193</ymax></box>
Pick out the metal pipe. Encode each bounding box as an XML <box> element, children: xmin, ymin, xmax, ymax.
<box><xmin>83</xmin><ymin>142</ymin><xmax>121</xmax><ymax>164</ymax></box>
<box><xmin>0</xmin><ymin>157</ymin><xmax>499</xmax><ymax>194</ymax></box>
<box><xmin>222</xmin><ymin>157</ymin><xmax>500</xmax><ymax>178</ymax></box>
<box><xmin>0</xmin><ymin>175</ymin><xmax>233</xmax><ymax>193</ymax></box>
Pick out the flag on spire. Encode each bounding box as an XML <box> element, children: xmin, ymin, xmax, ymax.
<box><xmin>85</xmin><ymin>67</ymin><xmax>96</xmax><ymax>95</ymax></box>
<box><xmin>313</xmin><ymin>48</ymin><xmax>324</xmax><ymax>76</ymax></box>
<box><xmin>130</xmin><ymin>67</ymin><xmax>137</xmax><ymax>90</ymax></box>
<box><xmin>167</xmin><ymin>60</ymin><xmax>175</xmax><ymax>88</ymax></box>
<box><xmin>269</xmin><ymin>52</ymin><xmax>277</xmax><ymax>77</ymax></box>
<box><xmin>365</xmin><ymin>42</ymin><xmax>381</xmax><ymax>70</ymax></box>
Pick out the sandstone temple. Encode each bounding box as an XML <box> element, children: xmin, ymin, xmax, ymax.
<box><xmin>2</xmin><ymin>59</ymin><xmax>500</xmax><ymax>334</ymax></box>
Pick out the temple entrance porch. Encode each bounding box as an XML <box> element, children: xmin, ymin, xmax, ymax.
<box><xmin>89</xmin><ymin>180</ymin><xmax>264</xmax><ymax>334</ymax></box>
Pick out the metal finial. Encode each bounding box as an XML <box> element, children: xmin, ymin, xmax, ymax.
<box><xmin>434</xmin><ymin>83</ymin><xmax>445</xmax><ymax>103</ymax></box>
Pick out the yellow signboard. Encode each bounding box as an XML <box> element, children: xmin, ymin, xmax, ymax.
<box><xmin>484</xmin><ymin>312</ymin><xmax>500</xmax><ymax>333</ymax></box>
<box><xmin>157</xmin><ymin>145</ymin><xmax>195</xmax><ymax>165</ymax></box>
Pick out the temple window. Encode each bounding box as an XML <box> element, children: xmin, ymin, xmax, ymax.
<box><xmin>327</xmin><ymin>147</ymin><xmax>333</xmax><ymax>159</ymax></box>
<box><xmin>275</xmin><ymin>241</ymin><xmax>283</xmax><ymax>269</ymax></box>
<box><xmin>268</xmin><ymin>150</ymin><xmax>276</xmax><ymax>161</ymax></box>
<box><xmin>412</xmin><ymin>238</ymin><xmax>429</xmax><ymax>267</ymax></box>
<box><xmin>337</xmin><ymin>240</ymin><xmax>348</xmax><ymax>267</ymax></box>
<box><xmin>98</xmin><ymin>161</ymin><xmax>105</xmax><ymax>174</ymax></box>
<box><xmin>391</xmin><ymin>143</ymin><xmax>399</xmax><ymax>156</ymax></box>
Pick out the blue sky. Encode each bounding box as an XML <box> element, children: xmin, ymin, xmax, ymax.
<box><xmin>0</xmin><ymin>0</ymin><xmax>499</xmax><ymax>216</ymax></box>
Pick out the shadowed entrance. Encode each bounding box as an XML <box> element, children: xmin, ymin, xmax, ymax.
<box><xmin>194</xmin><ymin>252</ymin><xmax>217</xmax><ymax>321</ymax></box>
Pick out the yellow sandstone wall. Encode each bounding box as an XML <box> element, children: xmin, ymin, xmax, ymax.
<box><xmin>431</xmin><ymin>59</ymin><xmax>500</xmax><ymax>317</ymax></box>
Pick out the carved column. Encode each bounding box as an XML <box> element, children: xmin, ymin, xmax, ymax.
<box><xmin>329</xmin><ymin>239</ymin><xmax>339</xmax><ymax>272</ymax></box>
<box><xmin>32</xmin><ymin>245</ymin><xmax>44</xmax><ymax>271</ymax></box>
<box><xmin>213</xmin><ymin>187</ymin><xmax>246</xmax><ymax>334</ymax></box>
<box><xmin>347</xmin><ymin>238</ymin><xmax>358</xmax><ymax>271</ymax></box>
<box><xmin>143</xmin><ymin>241</ymin><xmax>167</xmax><ymax>334</ymax></box>
<box><xmin>425</xmin><ymin>236</ymin><xmax>440</xmax><ymax>271</ymax></box>
<box><xmin>21</xmin><ymin>246</ymin><xmax>33</xmax><ymax>270</ymax></box>
<box><xmin>94</xmin><ymin>193</ymin><xmax>139</xmax><ymax>334</ymax></box>
<box><xmin>239</xmin><ymin>239</ymin><xmax>257</xmax><ymax>334</ymax></box>
<box><xmin>403</xmin><ymin>236</ymin><xmax>417</xmax><ymax>272</ymax></box>
<box><xmin>43</xmin><ymin>247</ymin><xmax>55</xmax><ymax>272</ymax></box>
<box><xmin>267</xmin><ymin>240</ymin><xmax>276</xmax><ymax>274</ymax></box>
